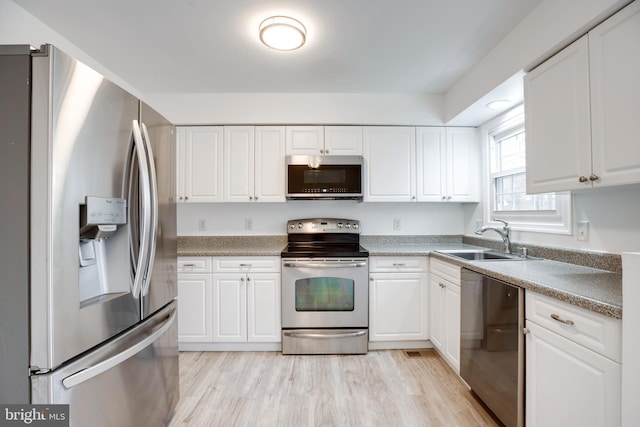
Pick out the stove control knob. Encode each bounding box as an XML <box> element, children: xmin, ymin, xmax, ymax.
<box><xmin>352</xmin><ymin>223</ymin><xmax>359</xmax><ymax>229</ymax></box>
<box><xmin>297</xmin><ymin>222</ymin><xmax>303</xmax><ymax>229</ymax></box>
<box><xmin>289</xmin><ymin>224</ymin><xmax>296</xmax><ymax>230</ymax></box>
<box><xmin>337</xmin><ymin>222</ymin><xmax>344</xmax><ymax>228</ymax></box>
<box><xmin>345</xmin><ymin>223</ymin><xmax>352</xmax><ymax>229</ymax></box>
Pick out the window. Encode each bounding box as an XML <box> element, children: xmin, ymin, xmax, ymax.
<box><xmin>483</xmin><ymin>106</ymin><xmax>571</xmax><ymax>234</ymax></box>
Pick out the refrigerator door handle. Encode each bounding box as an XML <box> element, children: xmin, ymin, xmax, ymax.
<box><xmin>128</xmin><ymin>120</ymin><xmax>152</xmax><ymax>299</ymax></box>
<box><xmin>140</xmin><ymin>122</ymin><xmax>158</xmax><ymax>297</ymax></box>
<box><xmin>61</xmin><ymin>303</ymin><xmax>176</xmax><ymax>389</ymax></box>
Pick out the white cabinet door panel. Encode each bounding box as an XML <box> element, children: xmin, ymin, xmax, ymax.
<box><xmin>525</xmin><ymin>320</ymin><xmax>621</xmax><ymax>427</ymax></box>
<box><xmin>247</xmin><ymin>273</ymin><xmax>281</xmax><ymax>342</ymax></box>
<box><xmin>212</xmin><ymin>274</ymin><xmax>247</xmax><ymax>342</ymax></box>
<box><xmin>524</xmin><ymin>36</ymin><xmax>592</xmax><ymax>193</ymax></box>
<box><xmin>255</xmin><ymin>126</ymin><xmax>286</xmax><ymax>202</ymax></box>
<box><xmin>223</xmin><ymin>126</ymin><xmax>255</xmax><ymax>202</ymax></box>
<box><xmin>177</xmin><ymin>273</ymin><xmax>212</xmax><ymax>342</ymax></box>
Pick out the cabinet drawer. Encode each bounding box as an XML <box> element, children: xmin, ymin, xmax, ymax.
<box><xmin>178</xmin><ymin>257</ymin><xmax>212</xmax><ymax>273</ymax></box>
<box><xmin>212</xmin><ymin>256</ymin><xmax>281</xmax><ymax>272</ymax></box>
<box><xmin>526</xmin><ymin>291</ymin><xmax>621</xmax><ymax>362</ymax></box>
<box><xmin>369</xmin><ymin>256</ymin><xmax>427</xmax><ymax>272</ymax></box>
<box><xmin>429</xmin><ymin>257</ymin><xmax>461</xmax><ymax>284</ymax></box>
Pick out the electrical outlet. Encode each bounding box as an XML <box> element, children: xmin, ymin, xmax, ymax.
<box><xmin>393</xmin><ymin>218</ymin><xmax>401</xmax><ymax>231</ymax></box>
<box><xmin>577</xmin><ymin>221</ymin><xmax>589</xmax><ymax>241</ymax></box>
<box><xmin>244</xmin><ymin>219</ymin><xmax>253</xmax><ymax>231</ymax></box>
<box><xmin>198</xmin><ymin>219</ymin><xmax>206</xmax><ymax>231</ymax></box>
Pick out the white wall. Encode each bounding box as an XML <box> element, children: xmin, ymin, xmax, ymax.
<box><xmin>144</xmin><ymin>92</ymin><xmax>444</xmax><ymax>126</ymax></box>
<box><xmin>178</xmin><ymin>201</ymin><xmax>465</xmax><ymax>236</ymax></box>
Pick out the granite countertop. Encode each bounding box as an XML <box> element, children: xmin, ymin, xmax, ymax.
<box><xmin>177</xmin><ymin>235</ymin><xmax>623</xmax><ymax>319</ymax></box>
<box><xmin>430</xmin><ymin>252</ymin><xmax>622</xmax><ymax>319</ymax></box>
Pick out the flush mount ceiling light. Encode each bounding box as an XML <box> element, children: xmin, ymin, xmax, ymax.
<box><xmin>485</xmin><ymin>99</ymin><xmax>512</xmax><ymax>110</ymax></box>
<box><xmin>259</xmin><ymin>16</ymin><xmax>307</xmax><ymax>51</ymax></box>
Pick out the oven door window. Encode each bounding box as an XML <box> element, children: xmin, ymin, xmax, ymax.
<box><xmin>295</xmin><ymin>277</ymin><xmax>354</xmax><ymax>311</ymax></box>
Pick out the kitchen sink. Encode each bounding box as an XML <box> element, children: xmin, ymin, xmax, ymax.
<box><xmin>436</xmin><ymin>249</ymin><xmax>537</xmax><ymax>261</ymax></box>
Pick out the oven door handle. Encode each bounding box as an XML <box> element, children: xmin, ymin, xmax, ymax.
<box><xmin>282</xmin><ymin>261</ymin><xmax>368</xmax><ymax>268</ymax></box>
<box><xmin>283</xmin><ymin>331</ymin><xmax>367</xmax><ymax>339</ymax></box>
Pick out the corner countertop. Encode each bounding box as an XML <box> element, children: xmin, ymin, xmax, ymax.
<box><xmin>177</xmin><ymin>235</ymin><xmax>622</xmax><ymax>319</ymax></box>
<box><xmin>429</xmin><ymin>251</ymin><xmax>622</xmax><ymax>319</ymax></box>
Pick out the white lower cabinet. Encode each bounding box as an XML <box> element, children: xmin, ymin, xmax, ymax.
<box><xmin>177</xmin><ymin>257</ymin><xmax>213</xmax><ymax>343</ymax></box>
<box><xmin>177</xmin><ymin>256</ymin><xmax>281</xmax><ymax>351</ymax></box>
<box><xmin>429</xmin><ymin>257</ymin><xmax>460</xmax><ymax>372</ymax></box>
<box><xmin>525</xmin><ymin>292</ymin><xmax>621</xmax><ymax>427</ymax></box>
<box><xmin>368</xmin><ymin>257</ymin><xmax>429</xmax><ymax>348</ymax></box>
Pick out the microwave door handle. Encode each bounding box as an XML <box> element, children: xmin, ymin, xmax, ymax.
<box><xmin>140</xmin><ymin>122</ymin><xmax>158</xmax><ymax>297</ymax></box>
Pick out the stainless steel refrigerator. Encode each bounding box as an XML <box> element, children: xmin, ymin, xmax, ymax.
<box><xmin>0</xmin><ymin>44</ymin><xmax>179</xmax><ymax>426</ymax></box>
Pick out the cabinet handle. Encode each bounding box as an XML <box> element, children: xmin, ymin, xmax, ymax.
<box><xmin>320</xmin><ymin>149</ymin><xmax>325</xmax><ymax>154</ymax></box>
<box><xmin>254</xmin><ymin>196</ymin><xmax>258</xmax><ymax>201</ymax></box>
<box><xmin>579</xmin><ymin>176</ymin><xmax>588</xmax><ymax>183</ymax></box>
<box><xmin>249</xmin><ymin>196</ymin><xmax>253</xmax><ymax>200</ymax></box>
<box><xmin>392</xmin><ymin>263</ymin><xmax>406</xmax><ymax>267</ymax></box>
<box><xmin>550</xmin><ymin>313</ymin><xmax>574</xmax><ymax>325</ymax></box>
<box><xmin>247</xmin><ymin>276</ymin><xmax>251</xmax><ymax>282</ymax></box>
<box><xmin>589</xmin><ymin>174</ymin><xmax>599</xmax><ymax>181</ymax></box>
<box><xmin>522</xmin><ymin>327</ymin><xmax>530</xmax><ymax>335</ymax></box>
<box><xmin>241</xmin><ymin>277</ymin><xmax>245</xmax><ymax>282</ymax></box>
<box><xmin>447</xmin><ymin>196</ymin><xmax>452</xmax><ymax>200</ymax></box>
<box><xmin>439</xmin><ymin>283</ymin><xmax>445</xmax><ymax>289</ymax></box>
<box><xmin>185</xmin><ymin>196</ymin><xmax>188</xmax><ymax>200</ymax></box>
<box><xmin>182</xmin><ymin>263</ymin><xmax>195</xmax><ymax>267</ymax></box>
<box><xmin>442</xmin><ymin>196</ymin><xmax>446</xmax><ymax>201</ymax></box>
<box><xmin>239</xmin><ymin>263</ymin><xmax>252</xmax><ymax>267</ymax></box>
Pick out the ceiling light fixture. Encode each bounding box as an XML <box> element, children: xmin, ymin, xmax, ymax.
<box><xmin>485</xmin><ymin>100</ymin><xmax>512</xmax><ymax>110</ymax></box>
<box><xmin>259</xmin><ymin>16</ymin><xmax>307</xmax><ymax>51</ymax></box>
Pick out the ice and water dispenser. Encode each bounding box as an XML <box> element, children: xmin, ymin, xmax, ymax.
<box><xmin>78</xmin><ymin>196</ymin><xmax>127</xmax><ymax>306</ymax></box>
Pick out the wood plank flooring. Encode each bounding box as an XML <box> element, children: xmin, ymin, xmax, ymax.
<box><xmin>169</xmin><ymin>349</ymin><xmax>500</xmax><ymax>427</ymax></box>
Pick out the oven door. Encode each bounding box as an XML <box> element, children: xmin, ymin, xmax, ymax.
<box><xmin>281</xmin><ymin>258</ymin><xmax>369</xmax><ymax>328</ymax></box>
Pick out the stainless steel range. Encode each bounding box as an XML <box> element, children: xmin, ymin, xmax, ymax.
<box><xmin>281</xmin><ymin>218</ymin><xmax>369</xmax><ymax>354</ymax></box>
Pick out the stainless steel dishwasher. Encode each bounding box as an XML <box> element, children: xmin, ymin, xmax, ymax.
<box><xmin>460</xmin><ymin>268</ymin><xmax>524</xmax><ymax>427</ymax></box>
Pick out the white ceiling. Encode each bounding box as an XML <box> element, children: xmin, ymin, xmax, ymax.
<box><xmin>13</xmin><ymin>0</ymin><xmax>541</xmax><ymax>97</ymax></box>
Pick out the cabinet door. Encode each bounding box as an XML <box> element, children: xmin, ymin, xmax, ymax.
<box><xmin>255</xmin><ymin>126</ymin><xmax>286</xmax><ymax>202</ymax></box>
<box><xmin>247</xmin><ymin>273</ymin><xmax>281</xmax><ymax>342</ymax></box>
<box><xmin>212</xmin><ymin>273</ymin><xmax>247</xmax><ymax>342</ymax></box>
<box><xmin>223</xmin><ymin>126</ymin><xmax>254</xmax><ymax>202</ymax></box>
<box><xmin>444</xmin><ymin>281</ymin><xmax>460</xmax><ymax>372</ymax></box>
<box><xmin>525</xmin><ymin>320</ymin><xmax>621</xmax><ymax>427</ymax></box>
<box><xmin>324</xmin><ymin>126</ymin><xmax>363</xmax><ymax>155</ymax></box>
<box><xmin>285</xmin><ymin>126</ymin><xmax>324</xmax><ymax>155</ymax></box>
<box><xmin>177</xmin><ymin>126</ymin><xmax>223</xmax><ymax>202</ymax></box>
<box><xmin>429</xmin><ymin>273</ymin><xmax>445</xmax><ymax>351</ymax></box>
<box><xmin>369</xmin><ymin>273</ymin><xmax>428</xmax><ymax>341</ymax></box>
<box><xmin>446</xmin><ymin>128</ymin><xmax>479</xmax><ymax>202</ymax></box>
<box><xmin>177</xmin><ymin>273</ymin><xmax>212</xmax><ymax>342</ymax></box>
<box><xmin>416</xmin><ymin>127</ymin><xmax>446</xmax><ymax>201</ymax></box>
<box><xmin>524</xmin><ymin>36</ymin><xmax>592</xmax><ymax>194</ymax></box>
<box><xmin>589</xmin><ymin>1</ymin><xmax>640</xmax><ymax>188</ymax></box>
<box><xmin>363</xmin><ymin>126</ymin><xmax>416</xmax><ymax>202</ymax></box>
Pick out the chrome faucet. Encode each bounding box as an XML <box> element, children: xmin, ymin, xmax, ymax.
<box><xmin>475</xmin><ymin>219</ymin><xmax>512</xmax><ymax>254</ymax></box>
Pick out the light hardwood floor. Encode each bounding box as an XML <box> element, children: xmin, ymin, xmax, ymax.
<box><xmin>169</xmin><ymin>349</ymin><xmax>500</xmax><ymax>427</ymax></box>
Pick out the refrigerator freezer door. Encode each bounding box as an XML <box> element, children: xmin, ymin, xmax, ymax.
<box><xmin>30</xmin><ymin>46</ymin><xmax>141</xmax><ymax>371</ymax></box>
<box><xmin>31</xmin><ymin>300</ymin><xmax>179</xmax><ymax>427</ymax></box>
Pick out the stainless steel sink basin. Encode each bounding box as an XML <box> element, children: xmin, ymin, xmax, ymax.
<box><xmin>436</xmin><ymin>249</ymin><xmax>537</xmax><ymax>261</ymax></box>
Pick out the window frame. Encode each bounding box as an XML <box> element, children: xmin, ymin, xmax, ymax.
<box><xmin>482</xmin><ymin>105</ymin><xmax>572</xmax><ymax>235</ymax></box>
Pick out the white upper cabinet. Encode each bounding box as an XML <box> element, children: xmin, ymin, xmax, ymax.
<box><xmin>363</xmin><ymin>126</ymin><xmax>416</xmax><ymax>202</ymax></box>
<box><xmin>416</xmin><ymin>127</ymin><xmax>478</xmax><ymax>202</ymax></box>
<box><xmin>324</xmin><ymin>126</ymin><xmax>363</xmax><ymax>155</ymax></box>
<box><xmin>176</xmin><ymin>126</ymin><xmax>223</xmax><ymax>203</ymax></box>
<box><xmin>525</xmin><ymin>1</ymin><xmax>640</xmax><ymax>193</ymax></box>
<box><xmin>588</xmin><ymin>1</ymin><xmax>640</xmax><ymax>188</ymax></box>
<box><xmin>285</xmin><ymin>126</ymin><xmax>324</xmax><ymax>155</ymax></box>
<box><xmin>223</xmin><ymin>126</ymin><xmax>285</xmax><ymax>203</ymax></box>
<box><xmin>285</xmin><ymin>125</ymin><xmax>363</xmax><ymax>155</ymax></box>
<box><xmin>254</xmin><ymin>126</ymin><xmax>287</xmax><ymax>202</ymax></box>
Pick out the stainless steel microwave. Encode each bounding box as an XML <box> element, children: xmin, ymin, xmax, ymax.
<box><xmin>286</xmin><ymin>155</ymin><xmax>364</xmax><ymax>200</ymax></box>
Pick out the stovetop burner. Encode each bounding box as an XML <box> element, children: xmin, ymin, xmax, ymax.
<box><xmin>281</xmin><ymin>218</ymin><xmax>369</xmax><ymax>258</ymax></box>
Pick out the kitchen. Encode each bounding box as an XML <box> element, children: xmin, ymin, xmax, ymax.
<box><xmin>1</xmin><ymin>0</ymin><xmax>639</xmax><ymax>426</ymax></box>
